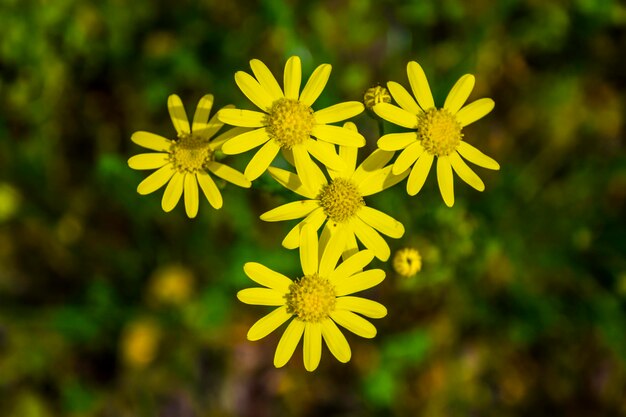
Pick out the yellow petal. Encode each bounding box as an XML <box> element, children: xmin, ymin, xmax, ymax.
<box><xmin>342</xmin><ymin>231</ymin><xmax>359</xmax><ymax>260</ymax></box>
<box><xmin>250</xmin><ymin>59</ymin><xmax>284</xmax><ymax>100</ymax></box>
<box><xmin>284</xmin><ymin>56</ymin><xmax>301</xmax><ymax>100</ymax></box>
<box><xmin>247</xmin><ymin>306</ymin><xmax>291</xmax><ymax>341</ymax></box>
<box><xmin>197</xmin><ymin>104</ymin><xmax>233</xmax><ymax>140</ymax></box>
<box><xmin>192</xmin><ymin>94</ymin><xmax>214</xmax><ymax>132</ymax></box>
<box><xmin>318</xmin><ymin>225</ymin><xmax>348</xmax><ymax>278</ymax></box>
<box><xmin>314</xmin><ymin>102</ymin><xmax>364</xmax><ymax>124</ymax></box>
<box><xmin>455</xmin><ymin>98</ymin><xmax>494</xmax><ymax>127</ymax></box>
<box><xmin>260</xmin><ymin>200</ymin><xmax>319</xmax><ymax>222</ymax></box>
<box><xmin>282</xmin><ymin>208</ymin><xmax>326</xmax><ymax>250</ymax></box>
<box><xmin>334</xmin><ymin>269</ymin><xmax>386</xmax><ymax>296</ymax></box>
<box><xmin>359</xmin><ymin>165</ymin><xmax>410</xmax><ymax>197</ymax></box>
<box><xmin>196</xmin><ymin>171</ymin><xmax>222</xmax><ymax>209</ymax></box>
<box><xmin>274</xmin><ymin>319</ymin><xmax>305</xmax><ymax>368</ymax></box>
<box><xmin>449</xmin><ymin>151</ymin><xmax>485</xmax><ymax>191</ymax></box>
<box><xmin>321</xmin><ymin>319</ymin><xmax>351</xmax><ymax>363</ymax></box>
<box><xmin>407</xmin><ymin>153</ymin><xmax>434</xmax><ymax>196</ymax></box>
<box><xmin>131</xmin><ymin>131</ymin><xmax>171</xmax><ymax>152</ymax></box>
<box><xmin>217</xmin><ymin>108</ymin><xmax>266</xmax><ymax>128</ymax></box>
<box><xmin>128</xmin><ymin>153</ymin><xmax>169</xmax><ymax>170</ymax></box>
<box><xmin>306</xmin><ymin>139</ymin><xmax>346</xmax><ymax>172</ymax></box>
<box><xmin>221</xmin><ymin>127</ymin><xmax>270</xmax><ymax>155</ymax></box>
<box><xmin>407</xmin><ymin>61</ymin><xmax>435</xmax><ymax>110</ymax></box>
<box><xmin>373</xmin><ymin>103</ymin><xmax>418</xmax><ymax>129</ymax></box>
<box><xmin>351</xmin><ymin>217</ymin><xmax>390</xmax><ymax>261</ymax></box>
<box><xmin>183</xmin><ymin>173</ymin><xmax>199</xmax><ymax>218</ymax></box>
<box><xmin>356</xmin><ymin>206</ymin><xmax>404</xmax><ymax>238</ymax></box>
<box><xmin>207</xmin><ymin>162</ymin><xmax>251</xmax><ymax>188</ymax></box>
<box><xmin>377</xmin><ymin>132</ymin><xmax>418</xmax><ymax>151</ymax></box>
<box><xmin>352</xmin><ymin>149</ymin><xmax>394</xmax><ymax>186</ymax></box>
<box><xmin>328</xmin><ymin>249</ymin><xmax>375</xmax><ymax>283</ymax></box>
<box><xmin>330</xmin><ymin>310</ymin><xmax>377</xmax><ymax>339</ymax></box>
<box><xmin>338</xmin><ymin>143</ymin><xmax>358</xmax><ymax>178</ymax></box>
<box><xmin>386</xmin><ymin>81</ymin><xmax>422</xmax><ymax>114</ymax></box>
<box><xmin>299</xmin><ymin>223</ymin><xmax>318</xmax><ymax>276</ymax></box>
<box><xmin>268</xmin><ymin>166</ymin><xmax>317</xmax><ymax>199</ymax></box>
<box><xmin>244</xmin><ymin>140</ymin><xmax>281</xmax><ymax>181</ymax></box>
<box><xmin>137</xmin><ymin>164</ymin><xmax>175</xmax><ymax>195</ymax></box>
<box><xmin>312</xmin><ymin>124</ymin><xmax>366</xmax><ymax>147</ymax></box>
<box><xmin>336</xmin><ymin>296</ymin><xmax>387</xmax><ymax>319</ymax></box>
<box><xmin>299</xmin><ymin>63</ymin><xmax>331</xmax><ymax>106</ymax></box>
<box><xmin>243</xmin><ymin>262</ymin><xmax>293</xmax><ymax>292</ymax></box>
<box><xmin>235</xmin><ymin>71</ymin><xmax>274</xmax><ymax>111</ymax></box>
<box><xmin>209</xmin><ymin>125</ymin><xmax>248</xmax><ymax>151</ymax></box>
<box><xmin>444</xmin><ymin>74</ymin><xmax>475</xmax><ymax>114</ymax></box>
<box><xmin>456</xmin><ymin>141</ymin><xmax>500</xmax><ymax>170</ymax></box>
<box><xmin>236</xmin><ymin>288</ymin><xmax>285</xmax><ymax>306</ymax></box>
<box><xmin>292</xmin><ymin>144</ymin><xmax>326</xmax><ymax>193</ymax></box>
<box><xmin>167</xmin><ymin>94</ymin><xmax>190</xmax><ymax>135</ymax></box>
<box><xmin>303</xmin><ymin>322</ymin><xmax>322</xmax><ymax>372</ymax></box>
<box><xmin>393</xmin><ymin>141</ymin><xmax>424</xmax><ymax>175</ymax></box>
<box><xmin>161</xmin><ymin>172</ymin><xmax>184</xmax><ymax>212</ymax></box>
<box><xmin>437</xmin><ymin>156</ymin><xmax>455</xmax><ymax>207</ymax></box>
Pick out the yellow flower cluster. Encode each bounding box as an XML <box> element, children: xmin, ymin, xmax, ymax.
<box><xmin>127</xmin><ymin>56</ymin><xmax>499</xmax><ymax>371</ymax></box>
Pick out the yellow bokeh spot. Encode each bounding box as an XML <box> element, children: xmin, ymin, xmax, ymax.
<box><xmin>0</xmin><ymin>183</ymin><xmax>21</xmax><ymax>222</ymax></box>
<box><xmin>121</xmin><ymin>319</ymin><xmax>161</xmax><ymax>368</ymax></box>
<box><xmin>149</xmin><ymin>264</ymin><xmax>194</xmax><ymax>305</ymax></box>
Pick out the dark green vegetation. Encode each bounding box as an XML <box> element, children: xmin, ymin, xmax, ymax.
<box><xmin>1</xmin><ymin>0</ymin><xmax>625</xmax><ymax>415</ymax></box>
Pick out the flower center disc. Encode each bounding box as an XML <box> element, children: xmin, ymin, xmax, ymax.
<box><xmin>266</xmin><ymin>98</ymin><xmax>314</xmax><ymax>149</ymax></box>
<box><xmin>318</xmin><ymin>178</ymin><xmax>364</xmax><ymax>223</ymax></box>
<box><xmin>285</xmin><ymin>274</ymin><xmax>336</xmax><ymax>322</ymax></box>
<box><xmin>169</xmin><ymin>134</ymin><xmax>213</xmax><ymax>173</ymax></box>
<box><xmin>418</xmin><ymin>108</ymin><xmax>463</xmax><ymax>157</ymax></box>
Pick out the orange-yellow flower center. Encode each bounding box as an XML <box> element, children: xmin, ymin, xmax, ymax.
<box><xmin>266</xmin><ymin>98</ymin><xmax>315</xmax><ymax>149</ymax></box>
<box><xmin>285</xmin><ymin>273</ymin><xmax>336</xmax><ymax>322</ymax></box>
<box><xmin>392</xmin><ymin>248</ymin><xmax>422</xmax><ymax>277</ymax></box>
<box><xmin>169</xmin><ymin>133</ymin><xmax>213</xmax><ymax>174</ymax></box>
<box><xmin>318</xmin><ymin>178</ymin><xmax>364</xmax><ymax>223</ymax></box>
<box><xmin>418</xmin><ymin>108</ymin><xmax>463</xmax><ymax>157</ymax></box>
<box><xmin>363</xmin><ymin>85</ymin><xmax>392</xmax><ymax>109</ymax></box>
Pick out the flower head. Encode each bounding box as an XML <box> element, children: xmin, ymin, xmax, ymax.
<box><xmin>237</xmin><ymin>224</ymin><xmax>387</xmax><ymax>371</ymax></box>
<box><xmin>393</xmin><ymin>247</ymin><xmax>422</xmax><ymax>277</ymax></box>
<box><xmin>364</xmin><ymin>85</ymin><xmax>392</xmax><ymax>110</ymax></box>
<box><xmin>217</xmin><ymin>56</ymin><xmax>365</xmax><ymax>191</ymax></box>
<box><xmin>374</xmin><ymin>61</ymin><xmax>500</xmax><ymax>207</ymax></box>
<box><xmin>129</xmin><ymin>94</ymin><xmax>251</xmax><ymax>217</ymax></box>
<box><xmin>260</xmin><ymin>122</ymin><xmax>408</xmax><ymax>262</ymax></box>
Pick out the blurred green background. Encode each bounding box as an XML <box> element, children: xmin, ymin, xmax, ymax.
<box><xmin>1</xmin><ymin>0</ymin><xmax>625</xmax><ymax>416</ymax></box>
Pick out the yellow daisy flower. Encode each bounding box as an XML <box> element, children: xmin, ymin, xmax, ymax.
<box><xmin>217</xmin><ymin>56</ymin><xmax>366</xmax><ymax>191</ymax></box>
<box><xmin>374</xmin><ymin>61</ymin><xmax>500</xmax><ymax>207</ymax></box>
<box><xmin>237</xmin><ymin>223</ymin><xmax>387</xmax><ymax>372</ymax></box>
<box><xmin>129</xmin><ymin>94</ymin><xmax>251</xmax><ymax>218</ymax></box>
<box><xmin>260</xmin><ymin>122</ymin><xmax>407</xmax><ymax>262</ymax></box>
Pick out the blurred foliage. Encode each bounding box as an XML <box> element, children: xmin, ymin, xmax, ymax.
<box><xmin>1</xmin><ymin>0</ymin><xmax>626</xmax><ymax>416</ymax></box>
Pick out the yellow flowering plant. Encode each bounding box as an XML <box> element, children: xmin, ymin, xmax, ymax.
<box><xmin>128</xmin><ymin>56</ymin><xmax>499</xmax><ymax>371</ymax></box>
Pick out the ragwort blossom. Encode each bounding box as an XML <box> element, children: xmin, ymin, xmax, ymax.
<box><xmin>374</xmin><ymin>61</ymin><xmax>500</xmax><ymax>207</ymax></box>
<box><xmin>217</xmin><ymin>56</ymin><xmax>365</xmax><ymax>190</ymax></box>
<box><xmin>237</xmin><ymin>224</ymin><xmax>387</xmax><ymax>372</ymax></box>
<box><xmin>129</xmin><ymin>94</ymin><xmax>250</xmax><ymax>217</ymax></box>
<box><xmin>261</xmin><ymin>122</ymin><xmax>408</xmax><ymax>262</ymax></box>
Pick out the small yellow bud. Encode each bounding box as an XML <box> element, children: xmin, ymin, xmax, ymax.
<box><xmin>364</xmin><ymin>85</ymin><xmax>391</xmax><ymax>110</ymax></box>
<box><xmin>393</xmin><ymin>248</ymin><xmax>422</xmax><ymax>277</ymax></box>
